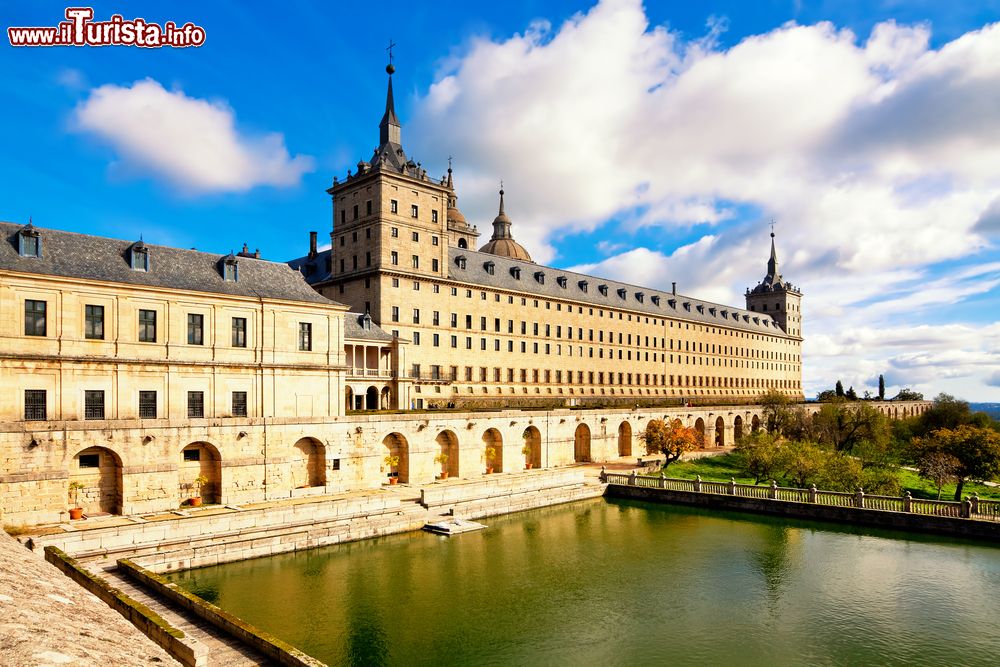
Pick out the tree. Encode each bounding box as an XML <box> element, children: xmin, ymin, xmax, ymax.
<box><xmin>643</xmin><ymin>419</ymin><xmax>700</xmax><ymax>470</ymax></box>
<box><xmin>916</xmin><ymin>426</ymin><xmax>1000</xmax><ymax>500</ymax></box>
<box><xmin>845</xmin><ymin>385</ymin><xmax>858</xmax><ymax>401</ymax></box>
<box><xmin>759</xmin><ymin>389</ymin><xmax>793</xmax><ymax>436</ymax></box>
<box><xmin>894</xmin><ymin>388</ymin><xmax>923</xmax><ymax>401</ymax></box>
<box><xmin>835</xmin><ymin>380</ymin><xmax>844</xmax><ymax>398</ymax></box>
<box><xmin>781</xmin><ymin>440</ymin><xmax>828</xmax><ymax>488</ymax></box>
<box><xmin>813</xmin><ymin>401</ymin><xmax>890</xmax><ymax>453</ymax></box>
<box><xmin>917</xmin><ymin>451</ymin><xmax>962</xmax><ymax>500</ymax></box>
<box><xmin>816</xmin><ymin>389</ymin><xmax>838</xmax><ymax>402</ymax></box>
<box><xmin>878</xmin><ymin>375</ymin><xmax>885</xmax><ymax>400</ymax></box>
<box><xmin>733</xmin><ymin>432</ymin><xmax>784</xmax><ymax>484</ymax></box>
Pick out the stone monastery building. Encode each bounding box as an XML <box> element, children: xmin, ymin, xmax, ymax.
<box><xmin>0</xmin><ymin>62</ymin><xmax>814</xmax><ymax>526</ymax></box>
<box><xmin>288</xmin><ymin>63</ymin><xmax>804</xmax><ymax>410</ymax></box>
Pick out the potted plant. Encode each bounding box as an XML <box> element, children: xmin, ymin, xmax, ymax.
<box><xmin>68</xmin><ymin>481</ymin><xmax>84</xmax><ymax>520</ymax></box>
<box><xmin>522</xmin><ymin>442</ymin><xmax>534</xmax><ymax>470</ymax></box>
<box><xmin>434</xmin><ymin>452</ymin><xmax>449</xmax><ymax>480</ymax></box>
<box><xmin>484</xmin><ymin>446</ymin><xmax>496</xmax><ymax>474</ymax></box>
<box><xmin>190</xmin><ymin>474</ymin><xmax>208</xmax><ymax>506</ymax></box>
<box><xmin>384</xmin><ymin>454</ymin><xmax>400</xmax><ymax>485</ymax></box>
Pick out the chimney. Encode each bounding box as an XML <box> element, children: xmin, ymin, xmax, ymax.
<box><xmin>672</xmin><ymin>282</ymin><xmax>677</xmax><ymax>295</ymax></box>
<box><xmin>308</xmin><ymin>231</ymin><xmax>317</xmax><ymax>259</ymax></box>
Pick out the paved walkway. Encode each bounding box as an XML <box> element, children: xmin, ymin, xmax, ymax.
<box><xmin>88</xmin><ymin>561</ymin><xmax>275</xmax><ymax>666</ymax></box>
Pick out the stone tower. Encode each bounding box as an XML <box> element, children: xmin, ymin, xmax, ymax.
<box><xmin>745</xmin><ymin>232</ymin><xmax>802</xmax><ymax>337</ymax></box>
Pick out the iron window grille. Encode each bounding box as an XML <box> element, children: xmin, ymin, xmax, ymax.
<box><xmin>187</xmin><ymin>391</ymin><xmax>204</xmax><ymax>418</ymax></box>
<box><xmin>232</xmin><ymin>391</ymin><xmax>248</xmax><ymax>417</ymax></box>
<box><xmin>24</xmin><ymin>389</ymin><xmax>46</xmax><ymax>421</ymax></box>
<box><xmin>84</xmin><ymin>390</ymin><xmax>105</xmax><ymax>420</ymax></box>
<box><xmin>139</xmin><ymin>391</ymin><xmax>157</xmax><ymax>419</ymax></box>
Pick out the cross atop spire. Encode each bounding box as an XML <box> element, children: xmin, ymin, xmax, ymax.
<box><xmin>386</xmin><ymin>39</ymin><xmax>396</xmax><ymax>67</ymax></box>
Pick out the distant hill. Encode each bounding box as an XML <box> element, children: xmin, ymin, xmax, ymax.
<box><xmin>970</xmin><ymin>403</ymin><xmax>1000</xmax><ymax>419</ymax></box>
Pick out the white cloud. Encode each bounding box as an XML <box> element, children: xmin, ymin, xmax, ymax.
<box><xmin>407</xmin><ymin>0</ymin><xmax>1000</xmax><ymax>399</ymax></box>
<box><xmin>73</xmin><ymin>78</ymin><xmax>313</xmax><ymax>193</ymax></box>
<box><xmin>987</xmin><ymin>370</ymin><xmax>1000</xmax><ymax>388</ymax></box>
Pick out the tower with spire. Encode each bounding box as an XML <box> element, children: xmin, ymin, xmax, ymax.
<box><xmin>478</xmin><ymin>185</ymin><xmax>532</xmax><ymax>262</ymax></box>
<box><xmin>745</xmin><ymin>230</ymin><xmax>802</xmax><ymax>337</ymax></box>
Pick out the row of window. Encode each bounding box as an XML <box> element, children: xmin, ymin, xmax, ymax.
<box><xmin>339</xmin><ymin>226</ymin><xmax>441</xmax><ymax>246</ymax></box>
<box><xmin>338</xmin><ymin>199</ymin><xmax>440</xmax><ymax>225</ymax></box>
<box><xmin>338</xmin><ymin>252</ymin><xmax>440</xmax><ymax>274</ymax></box>
<box><xmin>23</xmin><ymin>300</ymin><xmax>314</xmax><ymax>351</ymax></box>
<box><xmin>408</xmin><ymin>365</ymin><xmax>800</xmax><ymax>390</ymax></box>
<box><xmin>23</xmin><ymin>389</ymin><xmax>249</xmax><ymax>421</ymax></box>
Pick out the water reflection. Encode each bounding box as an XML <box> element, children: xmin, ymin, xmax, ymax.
<box><xmin>167</xmin><ymin>499</ymin><xmax>1000</xmax><ymax>667</ymax></box>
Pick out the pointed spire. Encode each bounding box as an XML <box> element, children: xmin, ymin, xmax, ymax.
<box><xmin>379</xmin><ymin>44</ymin><xmax>401</xmax><ymax>148</ymax></box>
<box><xmin>446</xmin><ymin>156</ymin><xmax>453</xmax><ymax>189</ymax></box>
<box><xmin>767</xmin><ymin>230</ymin><xmax>778</xmax><ymax>280</ymax></box>
<box><xmin>491</xmin><ymin>183</ymin><xmax>512</xmax><ymax>240</ymax></box>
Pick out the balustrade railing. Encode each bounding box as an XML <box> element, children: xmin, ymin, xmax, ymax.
<box><xmin>601</xmin><ymin>470</ymin><xmax>995</xmax><ymax>522</ymax></box>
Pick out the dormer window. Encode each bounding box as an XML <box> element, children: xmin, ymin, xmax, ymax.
<box><xmin>534</xmin><ymin>271</ymin><xmax>545</xmax><ymax>284</ymax></box>
<box><xmin>721</xmin><ymin>309</ymin><xmax>728</xmax><ymax>318</ymax></box>
<box><xmin>617</xmin><ymin>288</ymin><xmax>626</xmax><ymax>299</ymax></box>
<box><xmin>668</xmin><ymin>299</ymin><xmax>676</xmax><ymax>308</ymax></box>
<box><xmin>598</xmin><ymin>284</ymin><xmax>608</xmax><ymax>296</ymax></box>
<box><xmin>222</xmin><ymin>255</ymin><xmax>239</xmax><ymax>282</ymax></box>
<box><xmin>129</xmin><ymin>242</ymin><xmax>150</xmax><ymax>272</ymax></box>
<box><xmin>484</xmin><ymin>261</ymin><xmax>495</xmax><ymax>275</ymax></box>
<box><xmin>17</xmin><ymin>224</ymin><xmax>41</xmax><ymax>258</ymax></box>
<box><xmin>696</xmin><ymin>304</ymin><xmax>704</xmax><ymax>314</ymax></box>
<box><xmin>753</xmin><ymin>317</ymin><xmax>760</xmax><ymax>324</ymax></box>
<box><xmin>636</xmin><ymin>292</ymin><xmax>644</xmax><ymax>303</ymax></box>
<box><xmin>510</xmin><ymin>266</ymin><xmax>521</xmax><ymax>279</ymax></box>
<box><xmin>456</xmin><ymin>255</ymin><xmax>467</xmax><ymax>270</ymax></box>
<box><xmin>683</xmin><ymin>302</ymin><xmax>691</xmax><ymax>311</ymax></box>
<box><xmin>557</xmin><ymin>276</ymin><xmax>567</xmax><ymax>288</ymax></box>
<box><xmin>578</xmin><ymin>280</ymin><xmax>588</xmax><ymax>293</ymax></box>
<box><xmin>651</xmin><ymin>295</ymin><xmax>660</xmax><ymax>306</ymax></box>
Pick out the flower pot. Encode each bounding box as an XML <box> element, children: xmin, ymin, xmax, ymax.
<box><xmin>486</xmin><ymin>467</ymin><xmax>494</xmax><ymax>474</ymax></box>
<box><xmin>389</xmin><ymin>477</ymin><xmax>398</xmax><ymax>485</ymax></box>
<box><xmin>525</xmin><ymin>463</ymin><xmax>533</xmax><ymax>470</ymax></box>
<box><xmin>439</xmin><ymin>472</ymin><xmax>449</xmax><ymax>480</ymax></box>
<box><xmin>190</xmin><ymin>497</ymin><xmax>202</xmax><ymax>507</ymax></box>
<box><xmin>69</xmin><ymin>507</ymin><xmax>84</xmax><ymax>520</ymax></box>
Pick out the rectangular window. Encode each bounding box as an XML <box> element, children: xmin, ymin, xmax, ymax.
<box><xmin>187</xmin><ymin>391</ymin><xmax>205</xmax><ymax>418</ymax></box>
<box><xmin>432</xmin><ymin>210</ymin><xmax>438</xmax><ymax>223</ymax></box>
<box><xmin>353</xmin><ymin>204</ymin><xmax>359</xmax><ymax>220</ymax></box>
<box><xmin>391</xmin><ymin>251</ymin><xmax>398</xmax><ymax>265</ymax></box>
<box><xmin>232</xmin><ymin>317</ymin><xmax>247</xmax><ymax>347</ymax></box>
<box><xmin>139</xmin><ymin>391</ymin><xmax>157</xmax><ymax>419</ymax></box>
<box><xmin>79</xmin><ymin>454</ymin><xmax>100</xmax><ymax>468</ymax></box>
<box><xmin>391</xmin><ymin>227</ymin><xmax>398</xmax><ymax>237</ymax></box>
<box><xmin>187</xmin><ymin>313</ymin><xmax>204</xmax><ymax>345</ymax></box>
<box><xmin>432</xmin><ymin>258</ymin><xmax>439</xmax><ymax>272</ymax></box>
<box><xmin>84</xmin><ymin>390</ymin><xmax>105</xmax><ymax>420</ymax></box>
<box><xmin>139</xmin><ymin>309</ymin><xmax>156</xmax><ymax>342</ymax></box>
<box><xmin>232</xmin><ymin>391</ymin><xmax>248</xmax><ymax>417</ymax></box>
<box><xmin>366</xmin><ymin>200</ymin><xmax>373</xmax><ymax>215</ymax></box>
<box><xmin>411</xmin><ymin>205</ymin><xmax>419</xmax><ymax>218</ymax></box>
<box><xmin>84</xmin><ymin>304</ymin><xmax>104</xmax><ymax>340</ymax></box>
<box><xmin>391</xmin><ymin>200</ymin><xmax>398</xmax><ymax>214</ymax></box>
<box><xmin>412</xmin><ymin>308</ymin><xmax>420</xmax><ymax>324</ymax></box>
<box><xmin>24</xmin><ymin>299</ymin><xmax>46</xmax><ymax>336</ymax></box>
<box><xmin>432</xmin><ymin>235</ymin><xmax>439</xmax><ymax>246</ymax></box>
<box><xmin>298</xmin><ymin>322</ymin><xmax>313</xmax><ymax>351</ymax></box>
<box><xmin>412</xmin><ymin>255</ymin><xmax>419</xmax><ymax>269</ymax></box>
<box><xmin>391</xmin><ymin>306</ymin><xmax>399</xmax><ymax>322</ymax></box>
<box><xmin>24</xmin><ymin>389</ymin><xmax>46</xmax><ymax>421</ymax></box>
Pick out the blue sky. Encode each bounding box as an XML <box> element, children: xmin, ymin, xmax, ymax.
<box><xmin>3</xmin><ymin>0</ymin><xmax>1000</xmax><ymax>401</ymax></box>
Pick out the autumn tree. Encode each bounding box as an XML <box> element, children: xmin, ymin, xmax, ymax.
<box><xmin>917</xmin><ymin>451</ymin><xmax>962</xmax><ymax>500</ymax></box>
<box><xmin>916</xmin><ymin>426</ymin><xmax>1000</xmax><ymax>501</ymax></box>
<box><xmin>733</xmin><ymin>432</ymin><xmax>784</xmax><ymax>484</ymax></box>
<box><xmin>643</xmin><ymin>419</ymin><xmax>700</xmax><ymax>470</ymax></box>
<box><xmin>812</xmin><ymin>401</ymin><xmax>890</xmax><ymax>453</ymax></box>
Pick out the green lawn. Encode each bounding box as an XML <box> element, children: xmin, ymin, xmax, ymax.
<box><xmin>658</xmin><ymin>453</ymin><xmax>1000</xmax><ymax>501</ymax></box>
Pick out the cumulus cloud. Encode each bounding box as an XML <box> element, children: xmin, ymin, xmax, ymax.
<box><xmin>74</xmin><ymin>78</ymin><xmax>314</xmax><ymax>193</ymax></box>
<box><xmin>988</xmin><ymin>370</ymin><xmax>1000</xmax><ymax>388</ymax></box>
<box><xmin>407</xmin><ymin>0</ymin><xmax>1000</xmax><ymax>399</ymax></box>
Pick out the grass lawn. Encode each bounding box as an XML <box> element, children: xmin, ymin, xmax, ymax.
<box><xmin>657</xmin><ymin>452</ymin><xmax>1000</xmax><ymax>501</ymax></box>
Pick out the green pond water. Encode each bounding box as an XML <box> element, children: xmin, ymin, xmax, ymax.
<box><xmin>166</xmin><ymin>499</ymin><xmax>1000</xmax><ymax>666</ymax></box>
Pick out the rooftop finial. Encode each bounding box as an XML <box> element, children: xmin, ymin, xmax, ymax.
<box><xmin>386</xmin><ymin>39</ymin><xmax>396</xmax><ymax>75</ymax></box>
<box><xmin>770</xmin><ymin>218</ymin><xmax>776</xmax><ymax>239</ymax></box>
<box><xmin>498</xmin><ymin>181</ymin><xmax>505</xmax><ymax>215</ymax></box>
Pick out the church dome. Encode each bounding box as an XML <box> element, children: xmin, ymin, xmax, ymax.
<box><xmin>478</xmin><ymin>187</ymin><xmax>533</xmax><ymax>262</ymax></box>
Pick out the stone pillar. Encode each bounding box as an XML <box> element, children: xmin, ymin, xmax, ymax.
<box><xmin>855</xmin><ymin>488</ymin><xmax>865</xmax><ymax>509</ymax></box>
<box><xmin>729</xmin><ymin>477</ymin><xmax>737</xmax><ymax>495</ymax></box>
<box><xmin>810</xmin><ymin>484</ymin><xmax>818</xmax><ymax>503</ymax></box>
<box><xmin>903</xmin><ymin>491</ymin><xmax>912</xmax><ymax>512</ymax></box>
<box><xmin>693</xmin><ymin>475</ymin><xmax>702</xmax><ymax>492</ymax></box>
<box><xmin>769</xmin><ymin>480</ymin><xmax>778</xmax><ymax>499</ymax></box>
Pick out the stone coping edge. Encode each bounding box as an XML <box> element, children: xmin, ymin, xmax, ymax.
<box><xmin>43</xmin><ymin>546</ymin><xmax>206</xmax><ymax>667</ymax></box>
<box><xmin>118</xmin><ymin>558</ymin><xmax>326</xmax><ymax>667</ymax></box>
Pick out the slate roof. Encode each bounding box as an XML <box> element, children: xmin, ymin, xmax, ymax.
<box><xmin>447</xmin><ymin>247</ymin><xmax>788</xmax><ymax>336</ymax></box>
<box><xmin>344</xmin><ymin>311</ymin><xmax>394</xmax><ymax>342</ymax></box>
<box><xmin>287</xmin><ymin>249</ymin><xmax>332</xmax><ymax>285</ymax></box>
<box><xmin>0</xmin><ymin>221</ymin><xmax>336</xmax><ymax>305</ymax></box>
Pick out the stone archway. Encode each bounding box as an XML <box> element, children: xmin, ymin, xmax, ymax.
<box><xmin>523</xmin><ymin>426</ymin><xmax>542</xmax><ymax>469</ymax></box>
<box><xmin>618</xmin><ymin>421</ymin><xmax>632</xmax><ymax>457</ymax></box>
<box><xmin>734</xmin><ymin>416</ymin><xmax>744</xmax><ymax>443</ymax></box>
<box><xmin>382</xmin><ymin>433</ymin><xmax>409</xmax><ymax>484</ymax></box>
<box><xmin>380</xmin><ymin>387</ymin><xmax>392</xmax><ymax>410</ymax></box>
<box><xmin>345</xmin><ymin>387</ymin><xmax>354</xmax><ymax>413</ymax></box>
<box><xmin>751</xmin><ymin>415</ymin><xmax>761</xmax><ymax>433</ymax></box>
<box><xmin>291</xmin><ymin>437</ymin><xmax>326</xmax><ymax>488</ymax></box>
<box><xmin>483</xmin><ymin>428</ymin><xmax>503</xmax><ymax>473</ymax></box>
<box><xmin>574</xmin><ymin>423</ymin><xmax>591</xmax><ymax>463</ymax></box>
<box><xmin>458</xmin><ymin>238</ymin><xmax>468</xmax><ymax>249</ymax></box>
<box><xmin>69</xmin><ymin>446</ymin><xmax>123</xmax><ymax>516</ymax></box>
<box><xmin>435</xmin><ymin>430</ymin><xmax>460</xmax><ymax>478</ymax></box>
<box><xmin>715</xmin><ymin>416</ymin><xmax>725</xmax><ymax>447</ymax></box>
<box><xmin>180</xmin><ymin>442</ymin><xmax>222</xmax><ymax>505</ymax></box>
<box><xmin>694</xmin><ymin>418</ymin><xmax>706</xmax><ymax>447</ymax></box>
<box><xmin>365</xmin><ymin>386</ymin><xmax>378</xmax><ymax>410</ymax></box>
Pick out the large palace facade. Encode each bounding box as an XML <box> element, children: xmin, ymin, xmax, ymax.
<box><xmin>288</xmin><ymin>65</ymin><xmax>803</xmax><ymax>410</ymax></box>
<box><xmin>0</xmin><ymin>64</ymin><xmax>834</xmax><ymax>527</ymax></box>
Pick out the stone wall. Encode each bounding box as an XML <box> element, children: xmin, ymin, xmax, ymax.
<box><xmin>1</xmin><ymin>401</ymin><xmax>932</xmax><ymax>526</ymax></box>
